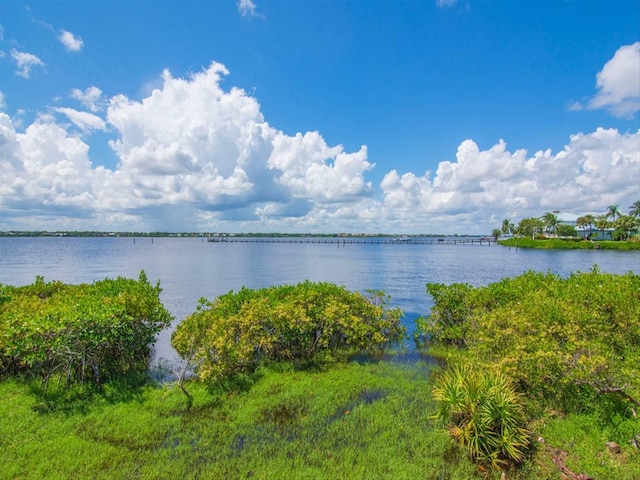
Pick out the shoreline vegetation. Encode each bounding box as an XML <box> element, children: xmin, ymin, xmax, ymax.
<box><xmin>2</xmin><ymin>231</ymin><xmax>474</xmax><ymax>238</ymax></box>
<box><xmin>1</xmin><ymin>270</ymin><xmax>639</xmax><ymax>479</ymax></box>
<box><xmin>495</xmin><ymin>203</ymin><xmax>640</xmax><ymax>250</ymax></box>
<box><xmin>498</xmin><ymin>237</ymin><xmax>640</xmax><ymax>250</ymax></box>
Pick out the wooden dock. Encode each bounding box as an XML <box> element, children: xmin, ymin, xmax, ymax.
<box><xmin>207</xmin><ymin>236</ymin><xmax>496</xmax><ymax>246</ymax></box>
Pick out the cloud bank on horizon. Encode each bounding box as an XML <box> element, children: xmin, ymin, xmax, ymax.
<box><xmin>0</xmin><ymin>3</ymin><xmax>639</xmax><ymax>234</ymax></box>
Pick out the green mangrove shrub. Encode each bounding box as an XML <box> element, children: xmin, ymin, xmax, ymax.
<box><xmin>417</xmin><ymin>271</ymin><xmax>555</xmax><ymax>346</ymax></box>
<box><xmin>419</xmin><ymin>268</ymin><xmax>640</xmax><ymax>411</ymax></box>
<box><xmin>0</xmin><ymin>272</ymin><xmax>172</xmax><ymax>385</ymax></box>
<box><xmin>432</xmin><ymin>365</ymin><xmax>530</xmax><ymax>471</ymax></box>
<box><xmin>419</xmin><ymin>283</ymin><xmax>474</xmax><ymax>346</ymax></box>
<box><xmin>172</xmin><ymin>281</ymin><xmax>404</xmax><ymax>383</ymax></box>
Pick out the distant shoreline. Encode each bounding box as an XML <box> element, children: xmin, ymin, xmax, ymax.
<box><xmin>498</xmin><ymin>237</ymin><xmax>640</xmax><ymax>250</ymax></box>
<box><xmin>0</xmin><ymin>231</ymin><xmax>482</xmax><ymax>239</ymax></box>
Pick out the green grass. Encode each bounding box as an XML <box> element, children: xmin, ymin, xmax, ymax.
<box><xmin>1</xmin><ymin>361</ymin><xmax>638</xmax><ymax>479</ymax></box>
<box><xmin>498</xmin><ymin>238</ymin><xmax>640</xmax><ymax>249</ymax></box>
<box><xmin>538</xmin><ymin>412</ymin><xmax>640</xmax><ymax>480</ymax></box>
<box><xmin>0</xmin><ymin>362</ymin><xmax>478</xmax><ymax>480</ymax></box>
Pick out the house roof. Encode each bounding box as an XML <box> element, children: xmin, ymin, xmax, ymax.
<box><xmin>557</xmin><ymin>212</ymin><xmax>579</xmax><ymax>222</ymax></box>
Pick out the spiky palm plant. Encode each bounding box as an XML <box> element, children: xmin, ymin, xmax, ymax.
<box><xmin>432</xmin><ymin>365</ymin><xmax>530</xmax><ymax>471</ymax></box>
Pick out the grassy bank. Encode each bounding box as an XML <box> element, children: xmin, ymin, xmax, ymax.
<box><xmin>498</xmin><ymin>237</ymin><xmax>640</xmax><ymax>249</ymax></box>
<box><xmin>0</xmin><ymin>362</ymin><xmax>476</xmax><ymax>480</ymax></box>
<box><xmin>2</xmin><ymin>360</ymin><xmax>637</xmax><ymax>479</ymax></box>
<box><xmin>2</xmin><ymin>274</ymin><xmax>638</xmax><ymax>479</ymax></box>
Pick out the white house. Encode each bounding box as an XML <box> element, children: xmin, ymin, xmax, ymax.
<box><xmin>557</xmin><ymin>211</ymin><xmax>614</xmax><ymax>240</ymax></box>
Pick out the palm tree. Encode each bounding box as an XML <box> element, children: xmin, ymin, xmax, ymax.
<box><xmin>584</xmin><ymin>214</ymin><xmax>595</xmax><ymax>232</ymax></box>
<box><xmin>607</xmin><ymin>205</ymin><xmax>621</xmax><ymax>221</ymax></box>
<box><xmin>576</xmin><ymin>214</ymin><xmax>595</xmax><ymax>239</ymax></box>
<box><xmin>502</xmin><ymin>219</ymin><xmax>514</xmax><ymax>237</ymax></box>
<box><xmin>541</xmin><ymin>212</ymin><xmax>559</xmax><ymax>237</ymax></box>
<box><xmin>595</xmin><ymin>214</ymin><xmax>609</xmax><ymax>240</ymax></box>
<box><xmin>629</xmin><ymin>200</ymin><xmax>640</xmax><ymax>218</ymax></box>
<box><xmin>491</xmin><ymin>228</ymin><xmax>502</xmax><ymax>241</ymax></box>
<box><xmin>615</xmin><ymin>215</ymin><xmax>639</xmax><ymax>241</ymax></box>
<box><xmin>576</xmin><ymin>216</ymin><xmax>587</xmax><ymax>229</ymax></box>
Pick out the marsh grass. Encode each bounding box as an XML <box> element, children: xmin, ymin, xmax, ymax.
<box><xmin>2</xmin><ymin>361</ymin><xmax>636</xmax><ymax>479</ymax></box>
<box><xmin>538</xmin><ymin>412</ymin><xmax>640</xmax><ymax>480</ymax></box>
<box><xmin>0</xmin><ymin>362</ymin><xmax>479</xmax><ymax>480</ymax></box>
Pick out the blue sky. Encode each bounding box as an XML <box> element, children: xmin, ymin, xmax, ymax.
<box><xmin>0</xmin><ymin>0</ymin><xmax>639</xmax><ymax>234</ymax></box>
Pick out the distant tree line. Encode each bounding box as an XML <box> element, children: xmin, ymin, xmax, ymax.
<box><xmin>492</xmin><ymin>200</ymin><xmax>640</xmax><ymax>242</ymax></box>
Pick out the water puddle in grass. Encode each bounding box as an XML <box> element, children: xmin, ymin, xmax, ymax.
<box><xmin>216</xmin><ymin>353</ymin><xmax>443</xmax><ymax>456</ymax></box>
<box><xmin>150</xmin><ymin>347</ymin><xmax>441</xmax><ymax>383</ymax></box>
<box><xmin>348</xmin><ymin>349</ymin><xmax>441</xmax><ymax>366</ymax></box>
<box><xmin>230</xmin><ymin>434</ymin><xmax>247</xmax><ymax>455</ymax></box>
<box><xmin>359</xmin><ymin>389</ymin><xmax>386</xmax><ymax>404</ymax></box>
<box><xmin>324</xmin><ymin>388</ymin><xmax>388</xmax><ymax>426</ymax></box>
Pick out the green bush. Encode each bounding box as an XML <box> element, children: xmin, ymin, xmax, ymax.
<box><xmin>0</xmin><ymin>272</ymin><xmax>172</xmax><ymax>385</ymax></box>
<box><xmin>432</xmin><ymin>365</ymin><xmax>530</xmax><ymax>471</ymax></box>
<box><xmin>172</xmin><ymin>281</ymin><xmax>404</xmax><ymax>383</ymax></box>
<box><xmin>416</xmin><ymin>271</ymin><xmax>555</xmax><ymax>346</ymax></box>
<box><xmin>416</xmin><ymin>283</ymin><xmax>476</xmax><ymax>346</ymax></box>
<box><xmin>420</xmin><ymin>268</ymin><xmax>640</xmax><ymax>413</ymax></box>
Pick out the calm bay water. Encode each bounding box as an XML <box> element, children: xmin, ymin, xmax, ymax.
<box><xmin>1</xmin><ymin>237</ymin><xmax>638</xmax><ymax>364</ymax></box>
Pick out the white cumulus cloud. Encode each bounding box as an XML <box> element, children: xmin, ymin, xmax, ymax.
<box><xmin>0</xmin><ymin>113</ymin><xmax>101</xmax><ymax>216</ymax></box>
<box><xmin>588</xmin><ymin>42</ymin><xmax>640</xmax><ymax>118</ymax></box>
<box><xmin>59</xmin><ymin>30</ymin><xmax>84</xmax><ymax>52</ymax></box>
<box><xmin>1</xmin><ymin>61</ymin><xmax>638</xmax><ymax>234</ymax></box>
<box><xmin>53</xmin><ymin>107</ymin><xmax>106</xmax><ymax>132</ymax></box>
<box><xmin>71</xmin><ymin>86</ymin><xmax>103</xmax><ymax>112</ymax></box>
<box><xmin>106</xmin><ymin>63</ymin><xmax>266</xmax><ymax>210</ymax></box>
<box><xmin>268</xmin><ymin>131</ymin><xmax>373</xmax><ymax>203</ymax></box>
<box><xmin>101</xmin><ymin>63</ymin><xmax>374</xmax><ymax>219</ymax></box>
<box><xmin>378</xmin><ymin>128</ymin><xmax>639</xmax><ymax>231</ymax></box>
<box><xmin>10</xmin><ymin>49</ymin><xmax>44</xmax><ymax>78</ymax></box>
